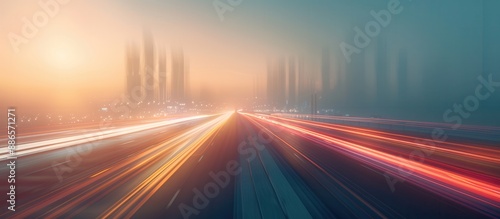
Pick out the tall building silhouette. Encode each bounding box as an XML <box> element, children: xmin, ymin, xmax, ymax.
<box><xmin>253</xmin><ymin>74</ymin><xmax>258</xmax><ymax>99</ymax></box>
<box><xmin>126</xmin><ymin>42</ymin><xmax>141</xmax><ymax>103</ymax></box>
<box><xmin>297</xmin><ymin>56</ymin><xmax>311</xmax><ymax>110</ymax></box>
<box><xmin>287</xmin><ymin>56</ymin><xmax>297</xmax><ymax>108</ymax></box>
<box><xmin>321</xmin><ymin>48</ymin><xmax>331</xmax><ymax>108</ymax></box>
<box><xmin>184</xmin><ymin>57</ymin><xmax>190</xmax><ymax>101</ymax></box>
<box><xmin>346</xmin><ymin>44</ymin><xmax>365</xmax><ymax>107</ymax></box>
<box><xmin>276</xmin><ymin>57</ymin><xmax>287</xmax><ymax>109</ymax></box>
<box><xmin>158</xmin><ymin>46</ymin><xmax>167</xmax><ymax>103</ymax></box>
<box><xmin>171</xmin><ymin>47</ymin><xmax>185</xmax><ymax>101</ymax></box>
<box><xmin>143</xmin><ymin>29</ymin><xmax>156</xmax><ymax>103</ymax></box>
<box><xmin>266</xmin><ymin>57</ymin><xmax>286</xmax><ymax>109</ymax></box>
<box><xmin>266</xmin><ymin>58</ymin><xmax>275</xmax><ymax>107</ymax></box>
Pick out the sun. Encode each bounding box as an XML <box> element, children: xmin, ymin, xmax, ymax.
<box><xmin>41</xmin><ymin>34</ymin><xmax>84</xmax><ymax>71</ymax></box>
<box><xmin>54</xmin><ymin>49</ymin><xmax>70</xmax><ymax>65</ymax></box>
<box><xmin>49</xmin><ymin>45</ymin><xmax>79</xmax><ymax>70</ymax></box>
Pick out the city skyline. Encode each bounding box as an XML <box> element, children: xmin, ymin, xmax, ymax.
<box><xmin>125</xmin><ymin>29</ymin><xmax>190</xmax><ymax>107</ymax></box>
<box><xmin>2</xmin><ymin>1</ymin><xmax>499</xmax><ymax>118</ymax></box>
<box><xmin>1</xmin><ymin>1</ymin><xmax>500</xmax><ymax>218</ymax></box>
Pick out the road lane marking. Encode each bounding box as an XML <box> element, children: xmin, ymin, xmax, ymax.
<box><xmin>166</xmin><ymin>189</ymin><xmax>180</xmax><ymax>209</ymax></box>
<box><xmin>25</xmin><ymin>161</ymin><xmax>71</xmax><ymax>176</ymax></box>
<box><xmin>121</xmin><ymin>140</ymin><xmax>135</xmax><ymax>145</ymax></box>
<box><xmin>90</xmin><ymin>168</ymin><xmax>110</xmax><ymax>178</ymax></box>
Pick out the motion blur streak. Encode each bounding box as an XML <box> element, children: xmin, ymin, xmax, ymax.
<box><xmin>241</xmin><ymin>115</ymin><xmax>388</xmax><ymax>218</ymax></box>
<box><xmin>268</xmin><ymin>114</ymin><xmax>500</xmax><ymax>165</ymax></box>
<box><xmin>9</xmin><ymin>113</ymin><xmax>231</xmax><ymax>218</ymax></box>
<box><xmin>2</xmin><ymin>112</ymin><xmax>498</xmax><ymax>218</ymax></box>
<box><xmin>100</xmin><ymin>113</ymin><xmax>231</xmax><ymax>218</ymax></box>
<box><xmin>276</xmin><ymin>114</ymin><xmax>500</xmax><ymax>132</ymax></box>
<box><xmin>243</xmin><ymin>113</ymin><xmax>500</xmax><ymax>217</ymax></box>
<box><xmin>0</xmin><ymin>115</ymin><xmax>210</xmax><ymax>160</ymax></box>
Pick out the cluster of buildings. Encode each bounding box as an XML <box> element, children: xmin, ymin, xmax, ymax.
<box><xmin>125</xmin><ymin>29</ymin><xmax>189</xmax><ymax>109</ymax></box>
<box><xmin>264</xmin><ymin>37</ymin><xmax>409</xmax><ymax>115</ymax></box>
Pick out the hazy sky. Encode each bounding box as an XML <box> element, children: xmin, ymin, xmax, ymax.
<box><xmin>1</xmin><ymin>0</ymin><xmax>499</xmax><ymax>114</ymax></box>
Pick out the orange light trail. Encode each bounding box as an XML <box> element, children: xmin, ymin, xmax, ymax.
<box><xmin>13</xmin><ymin>113</ymin><xmax>232</xmax><ymax>219</ymax></box>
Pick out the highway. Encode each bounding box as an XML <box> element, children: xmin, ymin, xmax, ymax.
<box><xmin>1</xmin><ymin>112</ymin><xmax>498</xmax><ymax>218</ymax></box>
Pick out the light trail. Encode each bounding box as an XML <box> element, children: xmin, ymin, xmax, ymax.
<box><xmin>10</xmin><ymin>113</ymin><xmax>232</xmax><ymax>218</ymax></box>
<box><xmin>275</xmin><ymin>113</ymin><xmax>500</xmax><ymax>133</ymax></box>
<box><xmin>90</xmin><ymin>168</ymin><xmax>110</xmax><ymax>178</ymax></box>
<box><xmin>264</xmin><ymin>114</ymin><xmax>500</xmax><ymax>166</ymax></box>
<box><xmin>244</xmin><ymin>113</ymin><xmax>500</xmax><ymax>218</ymax></box>
<box><xmin>0</xmin><ymin>114</ymin><xmax>213</xmax><ymax>160</ymax></box>
<box><xmin>242</xmin><ymin>115</ymin><xmax>389</xmax><ymax>218</ymax></box>
<box><xmin>99</xmin><ymin>112</ymin><xmax>232</xmax><ymax>218</ymax></box>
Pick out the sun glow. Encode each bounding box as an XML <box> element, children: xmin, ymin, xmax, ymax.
<box><xmin>38</xmin><ymin>31</ymin><xmax>86</xmax><ymax>71</ymax></box>
<box><xmin>47</xmin><ymin>44</ymin><xmax>79</xmax><ymax>70</ymax></box>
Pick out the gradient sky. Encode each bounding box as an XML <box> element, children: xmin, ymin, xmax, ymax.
<box><xmin>1</xmin><ymin>0</ymin><xmax>499</xmax><ymax>115</ymax></box>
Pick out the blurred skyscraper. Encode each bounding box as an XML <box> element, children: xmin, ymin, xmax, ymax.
<box><xmin>143</xmin><ymin>29</ymin><xmax>156</xmax><ymax>103</ymax></box>
<box><xmin>266</xmin><ymin>58</ymin><xmax>275</xmax><ymax>107</ymax></box>
<box><xmin>126</xmin><ymin>42</ymin><xmax>141</xmax><ymax>103</ymax></box>
<box><xmin>171</xmin><ymin>47</ymin><xmax>185</xmax><ymax>102</ymax></box>
<box><xmin>184</xmin><ymin>57</ymin><xmax>190</xmax><ymax>101</ymax></box>
<box><xmin>297</xmin><ymin>56</ymin><xmax>312</xmax><ymax>111</ymax></box>
<box><xmin>158</xmin><ymin>46</ymin><xmax>167</xmax><ymax>103</ymax></box>
<box><xmin>287</xmin><ymin>56</ymin><xmax>297</xmax><ymax>109</ymax></box>
<box><xmin>321</xmin><ymin>48</ymin><xmax>331</xmax><ymax>108</ymax></box>
<box><xmin>266</xmin><ymin>57</ymin><xmax>286</xmax><ymax>109</ymax></box>
<box><xmin>277</xmin><ymin>57</ymin><xmax>286</xmax><ymax>109</ymax></box>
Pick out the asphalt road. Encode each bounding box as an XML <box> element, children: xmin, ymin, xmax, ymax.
<box><xmin>1</xmin><ymin>112</ymin><xmax>498</xmax><ymax>218</ymax></box>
